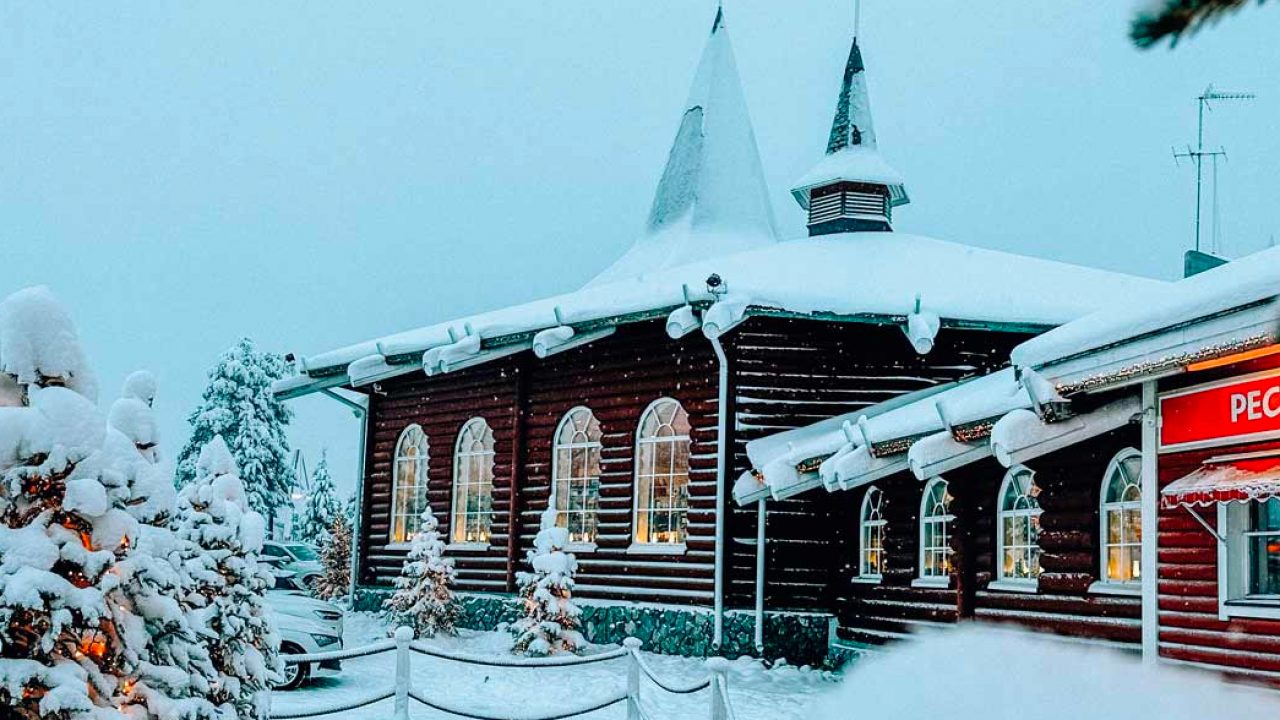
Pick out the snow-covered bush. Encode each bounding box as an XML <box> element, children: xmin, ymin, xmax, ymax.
<box><xmin>174</xmin><ymin>338</ymin><xmax>294</xmax><ymax>524</ymax></box>
<box><xmin>312</xmin><ymin>513</ymin><xmax>352</xmax><ymax>601</ymax></box>
<box><xmin>384</xmin><ymin>507</ymin><xmax>458</xmax><ymax>637</ymax></box>
<box><xmin>175</xmin><ymin>436</ymin><xmax>281</xmax><ymax>719</ymax></box>
<box><xmin>510</xmin><ymin>509</ymin><xmax>584</xmax><ymax>656</ymax></box>
<box><xmin>294</xmin><ymin>450</ymin><xmax>341</xmax><ymax>542</ymax></box>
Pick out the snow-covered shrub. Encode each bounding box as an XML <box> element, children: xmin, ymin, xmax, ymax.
<box><xmin>510</xmin><ymin>509</ymin><xmax>584</xmax><ymax>656</ymax></box>
<box><xmin>384</xmin><ymin>507</ymin><xmax>458</xmax><ymax>637</ymax></box>
<box><xmin>175</xmin><ymin>436</ymin><xmax>281</xmax><ymax>719</ymax></box>
<box><xmin>174</xmin><ymin>338</ymin><xmax>294</xmax><ymax>523</ymax></box>
<box><xmin>294</xmin><ymin>450</ymin><xmax>341</xmax><ymax>543</ymax></box>
<box><xmin>312</xmin><ymin>513</ymin><xmax>352</xmax><ymax>602</ymax></box>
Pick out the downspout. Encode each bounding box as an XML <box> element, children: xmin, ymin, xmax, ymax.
<box><xmin>1140</xmin><ymin>380</ymin><xmax>1159</xmax><ymax>665</ymax></box>
<box><xmin>754</xmin><ymin>498</ymin><xmax>766</xmax><ymax>654</ymax></box>
<box><xmin>321</xmin><ymin>388</ymin><xmax>369</xmax><ymax>606</ymax></box>
<box><xmin>505</xmin><ymin>359</ymin><xmax>529</xmax><ymax>593</ymax></box>
<box><xmin>708</xmin><ymin>334</ymin><xmax>731</xmax><ymax>653</ymax></box>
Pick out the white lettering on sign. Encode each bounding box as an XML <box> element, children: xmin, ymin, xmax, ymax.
<box><xmin>1232</xmin><ymin>387</ymin><xmax>1280</xmax><ymax>422</ymax></box>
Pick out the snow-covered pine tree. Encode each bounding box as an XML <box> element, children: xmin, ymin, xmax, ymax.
<box><xmin>510</xmin><ymin>508</ymin><xmax>584</xmax><ymax>656</ymax></box>
<box><xmin>295</xmin><ymin>450</ymin><xmax>341</xmax><ymax>543</ymax></box>
<box><xmin>312</xmin><ymin>513</ymin><xmax>352</xmax><ymax>602</ymax></box>
<box><xmin>174</xmin><ymin>338</ymin><xmax>294</xmax><ymax>525</ymax></box>
<box><xmin>175</xmin><ymin>436</ymin><xmax>281</xmax><ymax>719</ymax></box>
<box><xmin>383</xmin><ymin>507</ymin><xmax>458</xmax><ymax>637</ymax></box>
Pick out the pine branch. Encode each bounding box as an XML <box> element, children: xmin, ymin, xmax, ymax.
<box><xmin>1132</xmin><ymin>0</ymin><xmax>1264</xmax><ymax>48</ymax></box>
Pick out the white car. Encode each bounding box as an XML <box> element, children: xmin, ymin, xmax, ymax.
<box><xmin>261</xmin><ymin>541</ymin><xmax>324</xmax><ymax>588</ymax></box>
<box><xmin>266</xmin><ymin>581</ymin><xmax>345</xmax><ymax>690</ymax></box>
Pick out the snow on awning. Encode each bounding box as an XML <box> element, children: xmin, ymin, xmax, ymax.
<box><xmin>990</xmin><ymin>395</ymin><xmax>1141</xmax><ymax>469</ymax></box>
<box><xmin>1162</xmin><ymin>454</ymin><xmax>1280</xmax><ymax>510</ymax></box>
<box><xmin>906</xmin><ymin>431</ymin><xmax>991</xmax><ymax>481</ymax></box>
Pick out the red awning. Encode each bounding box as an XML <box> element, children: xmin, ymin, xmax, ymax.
<box><xmin>1161</xmin><ymin>455</ymin><xmax>1280</xmax><ymax>510</ymax></box>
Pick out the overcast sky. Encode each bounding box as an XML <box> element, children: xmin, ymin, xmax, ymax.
<box><xmin>4</xmin><ymin>1</ymin><xmax>1278</xmax><ymax>501</ymax></box>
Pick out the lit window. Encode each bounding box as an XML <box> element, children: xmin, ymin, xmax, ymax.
<box><xmin>1100</xmin><ymin>449</ymin><xmax>1142</xmax><ymax>585</ymax></box>
<box><xmin>998</xmin><ymin>467</ymin><xmax>1042</xmax><ymax>583</ymax></box>
<box><xmin>919</xmin><ymin>478</ymin><xmax>955</xmax><ymax>580</ymax></box>
<box><xmin>859</xmin><ymin>486</ymin><xmax>886</xmax><ymax>579</ymax></box>
<box><xmin>390</xmin><ymin>424</ymin><xmax>428</xmax><ymax>544</ymax></box>
<box><xmin>633</xmin><ymin>398</ymin><xmax>690</xmax><ymax>545</ymax></box>
<box><xmin>553</xmin><ymin>407</ymin><xmax>602</xmax><ymax>545</ymax></box>
<box><xmin>450</xmin><ymin>418</ymin><xmax>495</xmax><ymax>545</ymax></box>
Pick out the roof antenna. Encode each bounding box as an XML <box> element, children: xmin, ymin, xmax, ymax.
<box><xmin>854</xmin><ymin>0</ymin><xmax>862</xmax><ymax>38</ymax></box>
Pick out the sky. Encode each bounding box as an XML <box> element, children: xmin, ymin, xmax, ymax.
<box><xmin>4</xmin><ymin>1</ymin><xmax>1279</xmax><ymax>501</ymax></box>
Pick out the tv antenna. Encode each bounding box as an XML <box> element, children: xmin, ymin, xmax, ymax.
<box><xmin>1173</xmin><ymin>85</ymin><xmax>1254</xmax><ymax>254</ymax></box>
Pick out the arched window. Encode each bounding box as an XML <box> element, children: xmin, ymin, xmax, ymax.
<box><xmin>1101</xmin><ymin>449</ymin><xmax>1142</xmax><ymax>585</ymax></box>
<box><xmin>553</xmin><ymin>407</ymin><xmax>603</xmax><ymax>545</ymax></box>
<box><xmin>919</xmin><ymin>478</ymin><xmax>955</xmax><ymax>581</ymax></box>
<box><xmin>859</xmin><ymin>486</ymin><xmax>886</xmax><ymax>579</ymax></box>
<box><xmin>451</xmin><ymin>418</ymin><xmax>495</xmax><ymax>545</ymax></box>
<box><xmin>998</xmin><ymin>466</ymin><xmax>1043</xmax><ymax>584</ymax></box>
<box><xmin>633</xmin><ymin>398</ymin><xmax>691</xmax><ymax>546</ymax></box>
<box><xmin>390</xmin><ymin>424</ymin><xmax>429</xmax><ymax>544</ymax></box>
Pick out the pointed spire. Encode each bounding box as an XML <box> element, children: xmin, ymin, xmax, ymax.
<box><xmin>791</xmin><ymin>29</ymin><xmax>908</xmax><ymax>236</ymax></box>
<box><xmin>587</xmin><ymin>6</ymin><xmax>777</xmax><ymax>287</ymax></box>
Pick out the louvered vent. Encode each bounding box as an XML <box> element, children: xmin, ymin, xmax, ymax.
<box><xmin>808</xmin><ymin>188</ymin><xmax>890</xmax><ymax>226</ymax></box>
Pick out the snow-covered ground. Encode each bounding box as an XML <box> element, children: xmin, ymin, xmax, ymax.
<box><xmin>269</xmin><ymin>612</ymin><xmax>838</xmax><ymax>720</ymax></box>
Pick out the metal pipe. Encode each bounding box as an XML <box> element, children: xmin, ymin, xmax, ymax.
<box><xmin>754</xmin><ymin>498</ymin><xmax>766</xmax><ymax>654</ymax></box>
<box><xmin>708</xmin><ymin>334</ymin><xmax>731</xmax><ymax>652</ymax></box>
<box><xmin>1140</xmin><ymin>380</ymin><xmax>1159</xmax><ymax>665</ymax></box>
<box><xmin>320</xmin><ymin>388</ymin><xmax>369</xmax><ymax>606</ymax></box>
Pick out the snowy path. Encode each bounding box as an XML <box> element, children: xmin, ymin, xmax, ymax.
<box><xmin>270</xmin><ymin>613</ymin><xmax>839</xmax><ymax>720</ymax></box>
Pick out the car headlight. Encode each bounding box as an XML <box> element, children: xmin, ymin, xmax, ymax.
<box><xmin>310</xmin><ymin>633</ymin><xmax>340</xmax><ymax>647</ymax></box>
<box><xmin>313</xmin><ymin>609</ymin><xmax>342</xmax><ymax>621</ymax></box>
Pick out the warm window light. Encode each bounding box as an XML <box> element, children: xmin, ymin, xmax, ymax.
<box><xmin>1187</xmin><ymin>344</ymin><xmax>1280</xmax><ymax>372</ymax></box>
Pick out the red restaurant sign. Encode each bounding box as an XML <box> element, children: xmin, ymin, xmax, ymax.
<box><xmin>1160</xmin><ymin>368</ymin><xmax>1280</xmax><ymax>452</ymax></box>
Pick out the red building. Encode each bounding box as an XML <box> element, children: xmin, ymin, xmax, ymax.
<box><xmin>275</xmin><ymin>9</ymin><xmax>1155</xmax><ymax>662</ymax></box>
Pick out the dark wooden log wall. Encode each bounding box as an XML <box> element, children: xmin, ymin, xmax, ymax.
<box><xmin>724</xmin><ymin>317</ymin><xmax>1026</xmax><ymax>612</ymax></box>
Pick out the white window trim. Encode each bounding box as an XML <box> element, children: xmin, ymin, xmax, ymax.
<box><xmin>996</xmin><ymin>465</ymin><xmax>1043</xmax><ymax>585</ymax></box>
<box><xmin>851</xmin><ymin>576</ymin><xmax>883</xmax><ymax>585</ymax></box>
<box><xmin>450</xmin><ymin>417</ymin><xmax>496</xmax><ymax>546</ymax></box>
<box><xmin>388</xmin><ymin>424</ymin><xmax>428</xmax><ymax>545</ymax></box>
<box><xmin>552</xmin><ymin>406</ymin><xmax>603</xmax><ymax>546</ymax></box>
<box><xmin>858</xmin><ymin>486</ymin><xmax>886</xmax><ymax>581</ymax></box>
<box><xmin>1099</xmin><ymin>448</ymin><xmax>1143</xmax><ymax>588</ymax></box>
<box><xmin>918</xmin><ymin>477</ymin><xmax>955</xmax><ymax>582</ymax></box>
<box><xmin>445</xmin><ymin>542</ymin><xmax>491</xmax><ymax>552</ymax></box>
<box><xmin>630</xmin><ymin>397</ymin><xmax>691</xmax><ymax>547</ymax></box>
<box><xmin>1216</xmin><ymin>501</ymin><xmax>1280</xmax><ymax>620</ymax></box>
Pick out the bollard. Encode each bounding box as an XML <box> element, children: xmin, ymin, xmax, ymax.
<box><xmin>623</xmin><ymin>637</ymin><xmax>643</xmax><ymax>720</ymax></box>
<box><xmin>706</xmin><ymin>657</ymin><xmax>730</xmax><ymax>720</ymax></box>
<box><xmin>394</xmin><ymin>626</ymin><xmax>414</xmax><ymax>720</ymax></box>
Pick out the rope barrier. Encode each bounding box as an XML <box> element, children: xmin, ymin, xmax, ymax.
<box><xmin>268</xmin><ymin>689</ymin><xmax>394</xmax><ymax>719</ymax></box>
<box><xmin>408</xmin><ymin>689</ymin><xmax>626</xmax><ymax>720</ymax></box>
<box><xmin>628</xmin><ymin>650</ymin><xmax>712</xmax><ymax>695</ymax></box>
<box><xmin>280</xmin><ymin>639</ymin><xmax>397</xmax><ymax>664</ymax></box>
<box><xmin>410</xmin><ymin>642</ymin><xmax>629</xmax><ymax>668</ymax></box>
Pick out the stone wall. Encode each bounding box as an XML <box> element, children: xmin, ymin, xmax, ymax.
<box><xmin>354</xmin><ymin>588</ymin><xmax>838</xmax><ymax>667</ymax></box>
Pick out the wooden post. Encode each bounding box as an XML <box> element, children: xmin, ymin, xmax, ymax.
<box><xmin>505</xmin><ymin>359</ymin><xmax>528</xmax><ymax>593</ymax></box>
<box><xmin>393</xmin><ymin>626</ymin><xmax>413</xmax><ymax>720</ymax></box>
<box><xmin>624</xmin><ymin>637</ymin><xmax>642</xmax><ymax>720</ymax></box>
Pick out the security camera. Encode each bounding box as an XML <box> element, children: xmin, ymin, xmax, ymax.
<box><xmin>706</xmin><ymin>273</ymin><xmax>725</xmax><ymax>295</ymax></box>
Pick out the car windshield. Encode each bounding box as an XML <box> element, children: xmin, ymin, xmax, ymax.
<box><xmin>287</xmin><ymin>544</ymin><xmax>318</xmax><ymax>561</ymax></box>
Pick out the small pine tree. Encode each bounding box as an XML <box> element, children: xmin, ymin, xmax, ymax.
<box><xmin>313</xmin><ymin>513</ymin><xmax>352</xmax><ymax>601</ymax></box>
<box><xmin>383</xmin><ymin>507</ymin><xmax>458</xmax><ymax>637</ymax></box>
<box><xmin>174</xmin><ymin>338</ymin><xmax>294</xmax><ymax>524</ymax></box>
<box><xmin>175</xmin><ymin>436</ymin><xmax>282</xmax><ymax>719</ymax></box>
<box><xmin>510</xmin><ymin>508</ymin><xmax>585</xmax><ymax>656</ymax></box>
<box><xmin>295</xmin><ymin>450</ymin><xmax>342</xmax><ymax>542</ymax></box>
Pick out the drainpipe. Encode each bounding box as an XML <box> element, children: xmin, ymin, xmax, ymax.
<box><xmin>754</xmin><ymin>497</ymin><xmax>766</xmax><ymax>654</ymax></box>
<box><xmin>1140</xmin><ymin>380</ymin><xmax>1159</xmax><ymax>665</ymax></box>
<box><xmin>707</xmin><ymin>333</ymin><xmax>731</xmax><ymax>653</ymax></box>
<box><xmin>321</xmin><ymin>388</ymin><xmax>369</xmax><ymax>606</ymax></box>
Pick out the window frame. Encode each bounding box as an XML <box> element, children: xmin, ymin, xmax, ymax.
<box><xmin>914</xmin><ymin>477</ymin><xmax>955</xmax><ymax>588</ymax></box>
<box><xmin>388</xmin><ymin>424</ymin><xmax>429</xmax><ymax>547</ymax></box>
<box><xmin>1218</xmin><ymin>497</ymin><xmax>1280</xmax><ymax>620</ymax></box>
<box><xmin>1093</xmin><ymin>448</ymin><xmax>1143</xmax><ymax>594</ymax></box>
<box><xmin>551</xmin><ymin>406</ymin><xmax>603</xmax><ymax>551</ymax></box>
<box><xmin>992</xmin><ymin>465</ymin><xmax>1043</xmax><ymax>592</ymax></box>
<box><xmin>629</xmin><ymin>397</ymin><xmax>691</xmax><ymax>554</ymax></box>
<box><xmin>855</xmin><ymin>486</ymin><xmax>886</xmax><ymax>582</ymax></box>
<box><xmin>449</xmin><ymin>417</ymin><xmax>496</xmax><ymax>549</ymax></box>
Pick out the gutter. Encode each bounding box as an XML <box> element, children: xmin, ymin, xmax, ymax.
<box><xmin>319</xmin><ymin>388</ymin><xmax>369</xmax><ymax>605</ymax></box>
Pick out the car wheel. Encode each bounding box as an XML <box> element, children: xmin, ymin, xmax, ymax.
<box><xmin>276</xmin><ymin>644</ymin><xmax>310</xmax><ymax>691</ymax></box>
<box><xmin>302</xmin><ymin>573</ymin><xmax>322</xmax><ymax>591</ymax></box>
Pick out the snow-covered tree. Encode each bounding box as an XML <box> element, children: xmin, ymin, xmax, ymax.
<box><xmin>383</xmin><ymin>507</ymin><xmax>458</xmax><ymax>637</ymax></box>
<box><xmin>510</xmin><ymin>508</ymin><xmax>584</xmax><ymax>656</ymax></box>
<box><xmin>312</xmin><ymin>513</ymin><xmax>352</xmax><ymax>602</ymax></box>
<box><xmin>175</xmin><ymin>436</ymin><xmax>281</xmax><ymax>719</ymax></box>
<box><xmin>295</xmin><ymin>451</ymin><xmax>341</xmax><ymax>542</ymax></box>
<box><xmin>174</xmin><ymin>338</ymin><xmax>294</xmax><ymax>525</ymax></box>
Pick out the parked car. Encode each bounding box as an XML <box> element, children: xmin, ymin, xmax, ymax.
<box><xmin>261</xmin><ymin>541</ymin><xmax>323</xmax><ymax>588</ymax></box>
<box><xmin>265</xmin><ymin>574</ymin><xmax>345</xmax><ymax>690</ymax></box>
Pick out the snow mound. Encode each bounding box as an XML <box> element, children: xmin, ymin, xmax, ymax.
<box><xmin>121</xmin><ymin>369</ymin><xmax>158</xmax><ymax>405</ymax></box>
<box><xmin>0</xmin><ymin>285</ymin><xmax>97</xmax><ymax>400</ymax></box>
<box><xmin>814</xmin><ymin>627</ymin><xmax>1278</xmax><ymax>720</ymax></box>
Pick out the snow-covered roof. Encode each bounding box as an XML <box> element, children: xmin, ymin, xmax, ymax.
<box><xmin>587</xmin><ymin>7</ymin><xmax>778</xmax><ymax>287</ymax></box>
<box><xmin>279</xmin><ymin>233</ymin><xmax>1162</xmax><ymax>399</ymax></box>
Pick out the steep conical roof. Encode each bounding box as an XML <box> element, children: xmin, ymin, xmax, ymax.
<box><xmin>791</xmin><ymin>36</ymin><xmax>907</xmax><ymax>210</ymax></box>
<box><xmin>588</xmin><ymin>7</ymin><xmax>778</xmax><ymax>287</ymax></box>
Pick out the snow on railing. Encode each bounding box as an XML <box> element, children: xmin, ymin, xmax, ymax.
<box><xmin>269</xmin><ymin>627</ymin><xmax>736</xmax><ymax>720</ymax></box>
